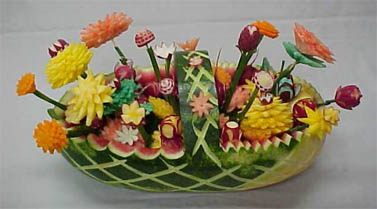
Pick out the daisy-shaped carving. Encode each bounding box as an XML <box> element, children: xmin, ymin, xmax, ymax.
<box><xmin>189</xmin><ymin>91</ymin><xmax>214</xmax><ymax>117</ymax></box>
<box><xmin>115</xmin><ymin>125</ymin><xmax>139</xmax><ymax>145</ymax></box>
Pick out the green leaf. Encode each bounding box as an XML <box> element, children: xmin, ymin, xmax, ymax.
<box><xmin>140</xmin><ymin>103</ymin><xmax>153</xmax><ymax>115</ymax></box>
<box><xmin>283</xmin><ymin>41</ymin><xmax>326</xmax><ymax>68</ymax></box>
<box><xmin>261</xmin><ymin>57</ymin><xmax>275</xmax><ymax>73</ymax></box>
<box><xmin>47</xmin><ymin>108</ymin><xmax>64</xmax><ymax>120</ymax></box>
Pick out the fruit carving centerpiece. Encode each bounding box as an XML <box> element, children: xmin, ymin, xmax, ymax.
<box><xmin>17</xmin><ymin>12</ymin><xmax>363</xmax><ymax>192</ymax></box>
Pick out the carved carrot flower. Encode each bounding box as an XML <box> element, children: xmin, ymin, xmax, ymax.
<box><xmin>215</xmin><ymin>67</ymin><xmax>231</xmax><ymax>88</ymax></box>
<box><xmin>33</xmin><ymin>120</ymin><xmax>68</xmax><ymax>154</ymax></box>
<box><xmin>177</xmin><ymin>37</ymin><xmax>199</xmax><ymax>51</ymax></box>
<box><xmin>121</xmin><ymin>101</ymin><xmax>146</xmax><ymax>126</ymax></box>
<box><xmin>16</xmin><ymin>73</ymin><xmax>36</xmax><ymax>96</ymax></box>
<box><xmin>189</xmin><ymin>91</ymin><xmax>214</xmax><ymax>118</ymax></box>
<box><xmin>16</xmin><ymin>73</ymin><xmax>66</xmax><ymax>110</ymax></box>
<box><xmin>294</xmin><ymin>23</ymin><xmax>335</xmax><ymax>63</ymax></box>
<box><xmin>81</xmin><ymin>12</ymin><xmax>133</xmax><ymax>49</ymax></box>
<box><xmin>252</xmin><ymin>20</ymin><xmax>279</xmax><ymax>38</ymax></box>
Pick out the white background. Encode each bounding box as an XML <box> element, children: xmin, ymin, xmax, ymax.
<box><xmin>1</xmin><ymin>0</ymin><xmax>376</xmax><ymax>208</ymax></box>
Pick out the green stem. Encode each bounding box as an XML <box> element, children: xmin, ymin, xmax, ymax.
<box><xmin>286</xmin><ymin>124</ymin><xmax>309</xmax><ymax>133</ymax></box>
<box><xmin>165</xmin><ymin>54</ymin><xmax>172</xmax><ymax>77</ymax></box>
<box><xmin>280</xmin><ymin>60</ymin><xmax>285</xmax><ymax>72</ymax></box>
<box><xmin>317</xmin><ymin>99</ymin><xmax>336</xmax><ymax>107</ymax></box>
<box><xmin>223</xmin><ymin>50</ymin><xmax>255</xmax><ymax>112</ymax></box>
<box><xmin>34</xmin><ymin>90</ymin><xmax>66</xmax><ymax>110</ymax></box>
<box><xmin>112</xmin><ymin>40</ymin><xmax>127</xmax><ymax>65</ymax></box>
<box><xmin>138</xmin><ymin>126</ymin><xmax>153</xmax><ymax>148</ymax></box>
<box><xmin>237</xmin><ymin>87</ymin><xmax>259</xmax><ymax>121</ymax></box>
<box><xmin>273</xmin><ymin>61</ymin><xmax>297</xmax><ymax>95</ymax></box>
<box><xmin>146</xmin><ymin>46</ymin><xmax>161</xmax><ymax>81</ymax></box>
<box><xmin>67</xmin><ymin>126</ymin><xmax>99</xmax><ymax>138</ymax></box>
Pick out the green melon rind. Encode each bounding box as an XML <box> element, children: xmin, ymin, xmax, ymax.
<box><xmin>174</xmin><ymin>50</ymin><xmax>222</xmax><ymax>166</ymax></box>
<box><xmin>53</xmin><ymin>84</ymin><xmax>184</xmax><ymax>161</ymax></box>
<box><xmin>51</xmin><ymin>65</ymin><xmax>326</xmax><ymax>192</ymax></box>
<box><xmin>87</xmin><ymin>134</ymin><xmax>108</xmax><ymax>151</ymax></box>
<box><xmin>233</xmin><ymin>76</ymin><xmax>325</xmax><ymax>190</ymax></box>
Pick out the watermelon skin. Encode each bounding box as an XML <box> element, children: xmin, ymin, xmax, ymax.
<box><xmin>54</xmin><ymin>64</ymin><xmax>325</xmax><ymax>192</ymax></box>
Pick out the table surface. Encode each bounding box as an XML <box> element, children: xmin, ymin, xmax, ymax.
<box><xmin>1</xmin><ymin>0</ymin><xmax>376</xmax><ymax>208</ymax></box>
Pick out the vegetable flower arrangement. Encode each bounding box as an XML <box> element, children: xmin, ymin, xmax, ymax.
<box><xmin>17</xmin><ymin>12</ymin><xmax>362</xmax><ymax>192</ymax></box>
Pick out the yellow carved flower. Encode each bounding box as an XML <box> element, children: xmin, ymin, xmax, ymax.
<box><xmin>33</xmin><ymin>120</ymin><xmax>68</xmax><ymax>154</ymax></box>
<box><xmin>66</xmin><ymin>69</ymin><xmax>114</xmax><ymax>126</ymax></box>
<box><xmin>148</xmin><ymin>96</ymin><xmax>175</xmax><ymax>119</ymax></box>
<box><xmin>151</xmin><ymin>131</ymin><xmax>162</xmax><ymax>149</ymax></box>
<box><xmin>298</xmin><ymin>106</ymin><xmax>339</xmax><ymax>140</ymax></box>
<box><xmin>240</xmin><ymin>97</ymin><xmax>293</xmax><ymax>141</ymax></box>
<box><xmin>45</xmin><ymin>42</ymin><xmax>93</xmax><ymax>89</ymax></box>
<box><xmin>121</xmin><ymin>101</ymin><xmax>145</xmax><ymax>126</ymax></box>
<box><xmin>242</xmin><ymin>79</ymin><xmax>256</xmax><ymax>92</ymax></box>
<box><xmin>324</xmin><ymin>107</ymin><xmax>340</xmax><ymax>125</ymax></box>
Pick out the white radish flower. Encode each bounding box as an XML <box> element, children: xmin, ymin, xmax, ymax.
<box><xmin>159</xmin><ymin>78</ymin><xmax>175</xmax><ymax>95</ymax></box>
<box><xmin>153</xmin><ymin>42</ymin><xmax>176</xmax><ymax>59</ymax></box>
<box><xmin>115</xmin><ymin>125</ymin><xmax>139</xmax><ymax>145</ymax></box>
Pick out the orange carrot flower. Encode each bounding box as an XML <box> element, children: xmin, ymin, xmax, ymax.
<box><xmin>294</xmin><ymin>23</ymin><xmax>335</xmax><ymax>63</ymax></box>
<box><xmin>16</xmin><ymin>73</ymin><xmax>36</xmax><ymax>96</ymax></box>
<box><xmin>177</xmin><ymin>38</ymin><xmax>199</xmax><ymax>51</ymax></box>
<box><xmin>215</xmin><ymin>67</ymin><xmax>231</xmax><ymax>88</ymax></box>
<box><xmin>252</xmin><ymin>20</ymin><xmax>279</xmax><ymax>38</ymax></box>
<box><xmin>33</xmin><ymin>120</ymin><xmax>68</xmax><ymax>154</ymax></box>
<box><xmin>81</xmin><ymin>12</ymin><xmax>133</xmax><ymax>48</ymax></box>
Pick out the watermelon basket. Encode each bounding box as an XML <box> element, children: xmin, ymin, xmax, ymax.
<box><xmin>16</xmin><ymin>13</ymin><xmax>362</xmax><ymax>192</ymax></box>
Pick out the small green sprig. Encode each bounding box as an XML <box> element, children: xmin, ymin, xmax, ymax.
<box><xmin>223</xmin><ymin>50</ymin><xmax>255</xmax><ymax>112</ymax></box>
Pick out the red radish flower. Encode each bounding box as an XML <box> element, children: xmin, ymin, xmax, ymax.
<box><xmin>188</xmin><ymin>55</ymin><xmax>203</xmax><ymax>67</ymax></box>
<box><xmin>159</xmin><ymin>78</ymin><xmax>175</xmax><ymax>95</ymax></box>
<box><xmin>239</xmin><ymin>65</ymin><xmax>259</xmax><ymax>85</ymax></box>
<box><xmin>259</xmin><ymin>92</ymin><xmax>273</xmax><ymax>105</ymax></box>
<box><xmin>48</xmin><ymin>39</ymin><xmax>68</xmax><ymax>57</ymax></box>
<box><xmin>252</xmin><ymin>70</ymin><xmax>274</xmax><ymax>92</ymax></box>
<box><xmin>144</xmin><ymin>82</ymin><xmax>160</xmax><ymax>97</ymax></box>
<box><xmin>135</xmin><ymin>29</ymin><xmax>155</xmax><ymax>47</ymax></box>
<box><xmin>90</xmin><ymin>117</ymin><xmax>105</xmax><ymax>129</ymax></box>
<box><xmin>114</xmin><ymin>62</ymin><xmax>136</xmax><ymax>81</ymax></box>
<box><xmin>292</xmin><ymin>98</ymin><xmax>317</xmax><ymax>125</ymax></box>
<box><xmin>238</xmin><ymin>25</ymin><xmax>261</xmax><ymax>52</ymax></box>
<box><xmin>221</xmin><ymin>121</ymin><xmax>242</xmax><ymax>148</ymax></box>
<box><xmin>335</xmin><ymin>85</ymin><xmax>362</xmax><ymax>110</ymax></box>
